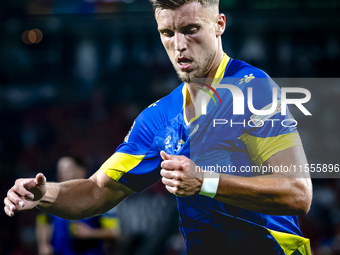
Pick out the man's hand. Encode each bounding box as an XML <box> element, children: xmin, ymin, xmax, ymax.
<box><xmin>160</xmin><ymin>151</ymin><xmax>203</xmax><ymax>196</ymax></box>
<box><xmin>4</xmin><ymin>173</ymin><xmax>47</xmax><ymax>217</ymax></box>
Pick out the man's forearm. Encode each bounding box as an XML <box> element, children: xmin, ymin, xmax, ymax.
<box><xmin>213</xmin><ymin>146</ymin><xmax>313</xmax><ymax>215</ymax></box>
<box><xmin>36</xmin><ymin>170</ymin><xmax>133</xmax><ymax>220</ymax></box>
<box><xmin>37</xmin><ymin>179</ymin><xmax>102</xmax><ymax>220</ymax></box>
<box><xmin>214</xmin><ymin>176</ymin><xmax>312</xmax><ymax>215</ymax></box>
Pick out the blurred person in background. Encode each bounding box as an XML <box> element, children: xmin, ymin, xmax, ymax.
<box><xmin>36</xmin><ymin>155</ymin><xmax>120</xmax><ymax>255</ymax></box>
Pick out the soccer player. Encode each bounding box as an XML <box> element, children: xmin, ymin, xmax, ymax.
<box><xmin>4</xmin><ymin>0</ymin><xmax>313</xmax><ymax>254</ymax></box>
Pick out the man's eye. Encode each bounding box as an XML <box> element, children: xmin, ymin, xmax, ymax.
<box><xmin>189</xmin><ymin>28</ymin><xmax>198</xmax><ymax>34</ymax></box>
<box><xmin>184</xmin><ymin>27</ymin><xmax>198</xmax><ymax>35</ymax></box>
<box><xmin>162</xmin><ymin>31</ymin><xmax>174</xmax><ymax>37</ymax></box>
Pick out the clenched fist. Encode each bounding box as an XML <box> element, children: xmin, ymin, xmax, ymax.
<box><xmin>160</xmin><ymin>151</ymin><xmax>203</xmax><ymax>196</ymax></box>
<box><xmin>4</xmin><ymin>173</ymin><xmax>47</xmax><ymax>217</ymax></box>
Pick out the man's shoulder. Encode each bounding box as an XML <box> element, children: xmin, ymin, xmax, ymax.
<box><xmin>226</xmin><ymin>59</ymin><xmax>270</xmax><ymax>79</ymax></box>
<box><xmin>140</xmin><ymin>83</ymin><xmax>183</xmax><ymax>118</ymax></box>
<box><xmin>133</xmin><ymin>83</ymin><xmax>184</xmax><ymax>134</ymax></box>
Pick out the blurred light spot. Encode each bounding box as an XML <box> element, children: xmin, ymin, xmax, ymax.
<box><xmin>22</xmin><ymin>29</ymin><xmax>43</xmax><ymax>44</ymax></box>
<box><xmin>33</xmin><ymin>29</ymin><xmax>43</xmax><ymax>43</ymax></box>
<box><xmin>22</xmin><ymin>30</ymin><xmax>31</xmax><ymax>45</ymax></box>
<box><xmin>28</xmin><ymin>30</ymin><xmax>36</xmax><ymax>43</ymax></box>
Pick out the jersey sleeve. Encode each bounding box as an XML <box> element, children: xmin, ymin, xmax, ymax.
<box><xmin>238</xmin><ymin>69</ymin><xmax>302</xmax><ymax>166</ymax></box>
<box><xmin>100</xmin><ymin>107</ymin><xmax>162</xmax><ymax>192</ymax></box>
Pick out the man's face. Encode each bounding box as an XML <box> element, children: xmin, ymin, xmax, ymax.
<box><xmin>155</xmin><ymin>2</ymin><xmax>220</xmax><ymax>83</ymax></box>
<box><xmin>57</xmin><ymin>157</ymin><xmax>85</xmax><ymax>182</ymax></box>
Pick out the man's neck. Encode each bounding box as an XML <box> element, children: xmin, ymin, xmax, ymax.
<box><xmin>186</xmin><ymin>50</ymin><xmax>224</xmax><ymax>100</ymax></box>
<box><xmin>184</xmin><ymin>50</ymin><xmax>224</xmax><ymax>123</ymax></box>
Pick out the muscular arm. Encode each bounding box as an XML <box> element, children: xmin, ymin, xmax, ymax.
<box><xmin>213</xmin><ymin>146</ymin><xmax>313</xmax><ymax>215</ymax></box>
<box><xmin>38</xmin><ymin>170</ymin><xmax>133</xmax><ymax>220</ymax></box>
<box><xmin>160</xmin><ymin>146</ymin><xmax>313</xmax><ymax>216</ymax></box>
<box><xmin>4</xmin><ymin>170</ymin><xmax>133</xmax><ymax>220</ymax></box>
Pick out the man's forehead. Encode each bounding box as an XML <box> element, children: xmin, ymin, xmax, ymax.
<box><xmin>155</xmin><ymin>2</ymin><xmax>212</xmax><ymax>28</ymax></box>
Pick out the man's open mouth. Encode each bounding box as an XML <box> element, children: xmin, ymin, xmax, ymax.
<box><xmin>178</xmin><ymin>57</ymin><xmax>193</xmax><ymax>70</ymax></box>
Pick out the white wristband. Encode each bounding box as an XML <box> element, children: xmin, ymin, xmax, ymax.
<box><xmin>199</xmin><ymin>172</ymin><xmax>220</xmax><ymax>198</ymax></box>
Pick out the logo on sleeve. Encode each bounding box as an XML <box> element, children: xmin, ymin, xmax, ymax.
<box><xmin>239</xmin><ymin>73</ymin><xmax>255</xmax><ymax>84</ymax></box>
<box><xmin>124</xmin><ymin>121</ymin><xmax>135</xmax><ymax>143</ymax></box>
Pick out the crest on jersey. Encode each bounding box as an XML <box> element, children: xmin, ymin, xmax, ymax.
<box><xmin>174</xmin><ymin>139</ymin><xmax>185</xmax><ymax>153</ymax></box>
<box><xmin>165</xmin><ymin>135</ymin><xmax>172</xmax><ymax>149</ymax></box>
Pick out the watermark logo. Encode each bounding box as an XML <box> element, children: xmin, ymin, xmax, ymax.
<box><xmin>200</xmin><ymin>84</ymin><xmax>311</xmax><ymax>116</ymax></box>
<box><xmin>197</xmin><ymin>83</ymin><xmax>222</xmax><ymax>106</ymax></box>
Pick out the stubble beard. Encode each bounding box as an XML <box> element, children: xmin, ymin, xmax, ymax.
<box><xmin>175</xmin><ymin>65</ymin><xmax>209</xmax><ymax>84</ymax></box>
<box><xmin>174</xmin><ymin>53</ymin><xmax>216</xmax><ymax>84</ymax></box>
<box><xmin>177</xmin><ymin>71</ymin><xmax>191</xmax><ymax>83</ymax></box>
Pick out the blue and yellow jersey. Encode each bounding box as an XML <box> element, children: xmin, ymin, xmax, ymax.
<box><xmin>101</xmin><ymin>54</ymin><xmax>310</xmax><ymax>255</ymax></box>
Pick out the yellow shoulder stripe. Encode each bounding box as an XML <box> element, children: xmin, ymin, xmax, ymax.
<box><xmin>267</xmin><ymin>228</ymin><xmax>311</xmax><ymax>255</ymax></box>
<box><xmin>100</xmin><ymin>152</ymin><xmax>145</xmax><ymax>181</ymax></box>
<box><xmin>239</xmin><ymin>132</ymin><xmax>302</xmax><ymax>166</ymax></box>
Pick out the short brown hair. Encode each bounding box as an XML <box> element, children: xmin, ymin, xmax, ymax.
<box><xmin>149</xmin><ymin>0</ymin><xmax>219</xmax><ymax>14</ymax></box>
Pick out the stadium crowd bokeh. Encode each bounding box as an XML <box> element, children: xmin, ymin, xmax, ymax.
<box><xmin>0</xmin><ymin>0</ymin><xmax>340</xmax><ymax>254</ymax></box>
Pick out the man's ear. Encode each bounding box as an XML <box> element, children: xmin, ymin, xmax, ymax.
<box><xmin>216</xmin><ymin>13</ymin><xmax>226</xmax><ymax>37</ymax></box>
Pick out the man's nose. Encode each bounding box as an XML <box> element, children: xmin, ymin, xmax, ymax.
<box><xmin>174</xmin><ymin>33</ymin><xmax>187</xmax><ymax>52</ymax></box>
